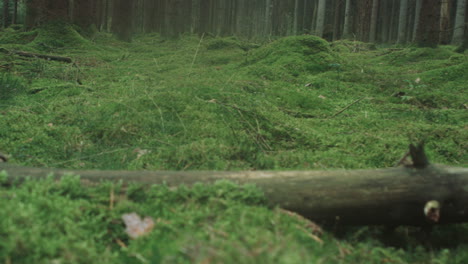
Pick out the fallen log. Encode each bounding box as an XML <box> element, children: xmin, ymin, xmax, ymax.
<box><xmin>0</xmin><ymin>47</ymin><xmax>72</xmax><ymax>63</ymax></box>
<box><xmin>1</xmin><ymin>162</ymin><xmax>467</xmax><ymax>226</ymax></box>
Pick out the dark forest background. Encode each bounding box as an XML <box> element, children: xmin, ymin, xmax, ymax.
<box><xmin>1</xmin><ymin>0</ymin><xmax>467</xmax><ymax>47</ymax></box>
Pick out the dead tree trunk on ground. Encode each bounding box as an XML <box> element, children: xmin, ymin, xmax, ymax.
<box><xmin>1</xmin><ymin>165</ymin><xmax>467</xmax><ymax>226</ymax></box>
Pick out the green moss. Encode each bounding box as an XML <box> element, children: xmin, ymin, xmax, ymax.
<box><xmin>205</xmin><ymin>37</ymin><xmax>242</xmax><ymax>50</ymax></box>
<box><xmin>0</xmin><ymin>32</ymin><xmax>466</xmax><ymax>170</ymax></box>
<box><xmin>0</xmin><ymin>27</ymin><xmax>37</xmax><ymax>44</ymax></box>
<box><xmin>195</xmin><ymin>37</ymin><xmax>249</xmax><ymax>66</ymax></box>
<box><xmin>2</xmin><ymin>177</ymin><xmax>468</xmax><ymax>264</ymax></box>
<box><xmin>378</xmin><ymin>46</ymin><xmax>459</xmax><ymax>66</ymax></box>
<box><xmin>0</xmin><ymin>73</ymin><xmax>27</xmax><ymax>101</ymax></box>
<box><xmin>244</xmin><ymin>35</ymin><xmax>336</xmax><ymax>79</ymax></box>
<box><xmin>29</xmin><ymin>22</ymin><xmax>90</xmax><ymax>51</ymax></box>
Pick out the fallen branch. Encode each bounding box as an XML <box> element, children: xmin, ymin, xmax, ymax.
<box><xmin>330</xmin><ymin>97</ymin><xmax>366</xmax><ymax>118</ymax></box>
<box><xmin>0</xmin><ymin>47</ymin><xmax>72</xmax><ymax>63</ymax></box>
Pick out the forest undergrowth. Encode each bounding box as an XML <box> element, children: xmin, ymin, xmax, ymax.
<box><xmin>0</xmin><ymin>25</ymin><xmax>467</xmax><ymax>263</ymax></box>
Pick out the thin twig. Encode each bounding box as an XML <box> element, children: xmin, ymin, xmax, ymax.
<box><xmin>330</xmin><ymin>97</ymin><xmax>366</xmax><ymax>118</ymax></box>
<box><xmin>189</xmin><ymin>33</ymin><xmax>205</xmax><ymax>75</ymax></box>
<box><xmin>115</xmin><ymin>238</ymin><xmax>127</xmax><ymax>248</ymax></box>
<box><xmin>49</xmin><ymin>148</ymin><xmax>128</xmax><ymax>166</ymax></box>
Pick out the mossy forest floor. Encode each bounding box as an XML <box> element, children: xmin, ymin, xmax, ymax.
<box><xmin>0</xmin><ymin>25</ymin><xmax>467</xmax><ymax>263</ymax></box>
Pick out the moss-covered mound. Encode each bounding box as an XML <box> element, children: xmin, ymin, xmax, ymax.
<box><xmin>197</xmin><ymin>37</ymin><xmax>249</xmax><ymax>65</ymax></box>
<box><xmin>0</xmin><ymin>27</ymin><xmax>38</xmax><ymax>45</ymax></box>
<box><xmin>29</xmin><ymin>22</ymin><xmax>90</xmax><ymax>51</ymax></box>
<box><xmin>244</xmin><ymin>35</ymin><xmax>335</xmax><ymax>79</ymax></box>
<box><xmin>378</xmin><ymin>46</ymin><xmax>462</xmax><ymax>66</ymax></box>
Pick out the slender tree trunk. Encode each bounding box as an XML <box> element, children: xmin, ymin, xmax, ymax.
<box><xmin>264</xmin><ymin>0</ymin><xmax>272</xmax><ymax>37</ymax></box>
<box><xmin>302</xmin><ymin>0</ymin><xmax>309</xmax><ymax>34</ymax></box>
<box><xmin>3</xmin><ymin>0</ymin><xmax>10</xmax><ymax>28</ymax></box>
<box><xmin>452</xmin><ymin>0</ymin><xmax>467</xmax><ymax>44</ymax></box>
<box><xmin>412</xmin><ymin>0</ymin><xmax>422</xmax><ymax>42</ymax></box>
<box><xmin>46</xmin><ymin>0</ymin><xmax>70</xmax><ymax>21</ymax></box>
<box><xmin>24</xmin><ymin>0</ymin><xmax>39</xmax><ymax>29</ymax></box>
<box><xmin>356</xmin><ymin>0</ymin><xmax>372</xmax><ymax>41</ymax></box>
<box><xmin>438</xmin><ymin>0</ymin><xmax>451</xmax><ymax>44</ymax></box>
<box><xmin>406</xmin><ymin>0</ymin><xmax>415</xmax><ymax>41</ymax></box>
<box><xmin>235</xmin><ymin>0</ymin><xmax>243</xmax><ymax>35</ymax></box>
<box><xmin>343</xmin><ymin>0</ymin><xmax>352</xmax><ymax>39</ymax></box>
<box><xmin>416</xmin><ymin>0</ymin><xmax>442</xmax><ymax>47</ymax></box>
<box><xmin>369</xmin><ymin>0</ymin><xmax>379</xmax><ymax>42</ymax></box>
<box><xmin>112</xmin><ymin>0</ymin><xmax>133</xmax><ymax>41</ymax></box>
<box><xmin>12</xmin><ymin>0</ymin><xmax>18</xmax><ymax>24</ymax></box>
<box><xmin>293</xmin><ymin>0</ymin><xmax>299</xmax><ymax>35</ymax></box>
<box><xmin>455</xmin><ymin>25</ymin><xmax>468</xmax><ymax>52</ymax></box>
<box><xmin>388</xmin><ymin>0</ymin><xmax>399</xmax><ymax>42</ymax></box>
<box><xmin>229</xmin><ymin>0</ymin><xmax>236</xmax><ymax>35</ymax></box>
<box><xmin>397</xmin><ymin>0</ymin><xmax>409</xmax><ymax>44</ymax></box>
<box><xmin>199</xmin><ymin>0</ymin><xmax>209</xmax><ymax>36</ymax></box>
<box><xmin>315</xmin><ymin>0</ymin><xmax>326</xmax><ymax>37</ymax></box>
<box><xmin>73</xmin><ymin>0</ymin><xmax>94</xmax><ymax>28</ymax></box>
<box><xmin>310</xmin><ymin>0</ymin><xmax>318</xmax><ymax>34</ymax></box>
<box><xmin>221</xmin><ymin>0</ymin><xmax>230</xmax><ymax>36</ymax></box>
<box><xmin>333</xmin><ymin>0</ymin><xmax>343</xmax><ymax>40</ymax></box>
<box><xmin>380</xmin><ymin>0</ymin><xmax>390</xmax><ymax>42</ymax></box>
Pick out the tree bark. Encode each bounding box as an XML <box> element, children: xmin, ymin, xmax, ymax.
<box><xmin>438</xmin><ymin>0</ymin><xmax>451</xmax><ymax>44</ymax></box>
<box><xmin>199</xmin><ymin>0</ymin><xmax>209</xmax><ymax>36</ymax></box>
<box><xmin>380</xmin><ymin>0</ymin><xmax>390</xmax><ymax>42</ymax></box>
<box><xmin>3</xmin><ymin>0</ymin><xmax>9</xmax><ymax>28</ymax></box>
<box><xmin>388</xmin><ymin>0</ymin><xmax>398</xmax><ymax>42</ymax></box>
<box><xmin>12</xmin><ymin>0</ymin><xmax>17</xmax><ymax>24</ymax></box>
<box><xmin>315</xmin><ymin>0</ymin><xmax>326</xmax><ymax>37</ymax></box>
<box><xmin>112</xmin><ymin>0</ymin><xmax>133</xmax><ymax>41</ymax></box>
<box><xmin>412</xmin><ymin>0</ymin><xmax>422</xmax><ymax>42</ymax></box>
<box><xmin>342</xmin><ymin>0</ymin><xmax>352</xmax><ymax>39</ymax></box>
<box><xmin>369</xmin><ymin>0</ymin><xmax>379</xmax><ymax>42</ymax></box>
<box><xmin>397</xmin><ymin>0</ymin><xmax>409</xmax><ymax>44</ymax></box>
<box><xmin>333</xmin><ymin>0</ymin><xmax>343</xmax><ymax>41</ymax></box>
<box><xmin>264</xmin><ymin>0</ymin><xmax>272</xmax><ymax>37</ymax></box>
<box><xmin>455</xmin><ymin>22</ymin><xmax>468</xmax><ymax>52</ymax></box>
<box><xmin>452</xmin><ymin>0</ymin><xmax>467</xmax><ymax>44</ymax></box>
<box><xmin>25</xmin><ymin>0</ymin><xmax>70</xmax><ymax>28</ymax></box>
<box><xmin>293</xmin><ymin>0</ymin><xmax>299</xmax><ymax>35</ymax></box>
<box><xmin>2</xmin><ymin>163</ymin><xmax>467</xmax><ymax>226</ymax></box>
<box><xmin>73</xmin><ymin>0</ymin><xmax>95</xmax><ymax>28</ymax></box>
<box><xmin>355</xmin><ymin>0</ymin><xmax>372</xmax><ymax>41</ymax></box>
<box><xmin>25</xmin><ymin>0</ymin><xmax>39</xmax><ymax>28</ymax></box>
<box><xmin>415</xmin><ymin>0</ymin><xmax>442</xmax><ymax>47</ymax></box>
